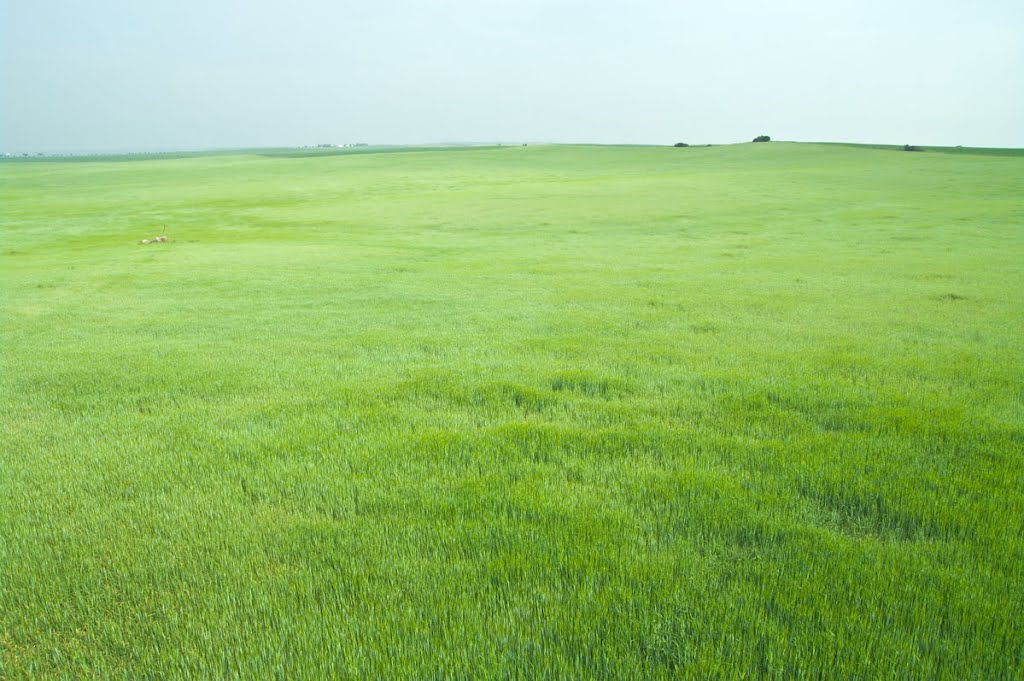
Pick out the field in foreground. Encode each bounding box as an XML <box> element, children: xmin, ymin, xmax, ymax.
<box><xmin>2</xmin><ymin>143</ymin><xmax>1022</xmax><ymax>678</ymax></box>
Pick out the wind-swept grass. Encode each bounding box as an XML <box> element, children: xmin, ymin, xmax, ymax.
<box><xmin>2</xmin><ymin>143</ymin><xmax>1022</xmax><ymax>678</ymax></box>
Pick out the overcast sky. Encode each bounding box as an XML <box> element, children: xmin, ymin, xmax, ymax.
<box><xmin>2</xmin><ymin>0</ymin><xmax>1022</xmax><ymax>153</ymax></box>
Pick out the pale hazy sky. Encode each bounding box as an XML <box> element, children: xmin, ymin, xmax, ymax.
<box><xmin>2</xmin><ymin>0</ymin><xmax>1022</xmax><ymax>153</ymax></box>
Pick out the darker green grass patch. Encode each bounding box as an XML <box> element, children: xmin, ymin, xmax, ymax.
<box><xmin>796</xmin><ymin>479</ymin><xmax>951</xmax><ymax>541</ymax></box>
<box><xmin>549</xmin><ymin>370</ymin><xmax>627</xmax><ymax>399</ymax></box>
<box><xmin>689</xmin><ymin>322</ymin><xmax>719</xmax><ymax>334</ymax></box>
<box><xmin>473</xmin><ymin>382</ymin><xmax>557</xmax><ymax>415</ymax></box>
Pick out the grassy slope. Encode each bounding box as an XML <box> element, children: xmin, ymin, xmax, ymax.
<box><xmin>818</xmin><ymin>142</ymin><xmax>1024</xmax><ymax>157</ymax></box>
<box><xmin>2</xmin><ymin>143</ymin><xmax>1022</xmax><ymax>678</ymax></box>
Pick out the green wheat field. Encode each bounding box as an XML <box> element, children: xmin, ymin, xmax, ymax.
<box><xmin>2</xmin><ymin>142</ymin><xmax>1023</xmax><ymax>678</ymax></box>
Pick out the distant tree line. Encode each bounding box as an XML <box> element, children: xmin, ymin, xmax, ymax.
<box><xmin>670</xmin><ymin>136</ymin><xmax>770</xmax><ymax>147</ymax></box>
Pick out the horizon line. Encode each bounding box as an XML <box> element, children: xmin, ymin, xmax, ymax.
<box><xmin>3</xmin><ymin>139</ymin><xmax>1023</xmax><ymax>159</ymax></box>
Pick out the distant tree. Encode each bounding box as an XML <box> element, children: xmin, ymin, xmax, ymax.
<box><xmin>752</xmin><ymin>135</ymin><xmax>771</xmax><ymax>143</ymax></box>
<box><xmin>903</xmin><ymin>144</ymin><xmax>921</xmax><ymax>152</ymax></box>
<box><xmin>674</xmin><ymin>142</ymin><xmax>689</xmax><ymax>148</ymax></box>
